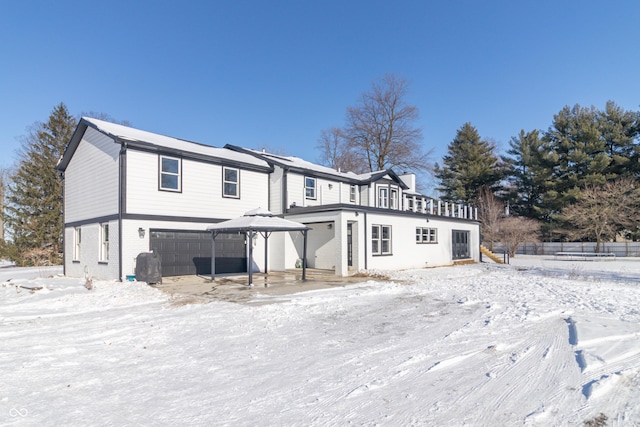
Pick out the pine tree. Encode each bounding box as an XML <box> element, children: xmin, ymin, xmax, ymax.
<box><xmin>4</xmin><ymin>103</ymin><xmax>77</xmax><ymax>265</ymax></box>
<box><xmin>597</xmin><ymin>101</ymin><xmax>640</xmax><ymax>179</ymax></box>
<box><xmin>503</xmin><ymin>129</ymin><xmax>556</xmax><ymax>220</ymax></box>
<box><xmin>434</xmin><ymin>122</ymin><xmax>502</xmax><ymax>204</ymax></box>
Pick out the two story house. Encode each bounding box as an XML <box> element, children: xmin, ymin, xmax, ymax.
<box><xmin>58</xmin><ymin>118</ymin><xmax>480</xmax><ymax>281</ymax></box>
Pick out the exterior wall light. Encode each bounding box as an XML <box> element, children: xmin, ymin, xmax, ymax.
<box><xmin>138</xmin><ymin>227</ymin><xmax>145</xmax><ymax>238</ymax></box>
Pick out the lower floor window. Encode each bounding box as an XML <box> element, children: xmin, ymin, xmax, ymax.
<box><xmin>100</xmin><ymin>223</ymin><xmax>109</xmax><ymax>262</ymax></box>
<box><xmin>372</xmin><ymin>224</ymin><xmax>392</xmax><ymax>255</ymax></box>
<box><xmin>416</xmin><ymin>227</ymin><xmax>437</xmax><ymax>243</ymax></box>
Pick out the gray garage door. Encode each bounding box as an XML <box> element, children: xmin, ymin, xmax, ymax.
<box><xmin>150</xmin><ymin>230</ymin><xmax>247</xmax><ymax>276</ymax></box>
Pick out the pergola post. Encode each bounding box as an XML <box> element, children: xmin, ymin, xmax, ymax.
<box><xmin>210</xmin><ymin>232</ymin><xmax>217</xmax><ymax>280</ymax></box>
<box><xmin>248</xmin><ymin>230</ymin><xmax>254</xmax><ymax>286</ymax></box>
<box><xmin>302</xmin><ymin>229</ymin><xmax>308</xmax><ymax>281</ymax></box>
<box><xmin>263</xmin><ymin>232</ymin><xmax>270</xmax><ymax>274</ymax></box>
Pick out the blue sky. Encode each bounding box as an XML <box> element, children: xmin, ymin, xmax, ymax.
<box><xmin>1</xmin><ymin>0</ymin><xmax>639</xmax><ymax>180</ymax></box>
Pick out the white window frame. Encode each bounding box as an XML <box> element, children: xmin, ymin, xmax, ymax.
<box><xmin>99</xmin><ymin>223</ymin><xmax>109</xmax><ymax>262</ymax></box>
<box><xmin>372</xmin><ymin>224</ymin><xmax>392</xmax><ymax>255</ymax></box>
<box><xmin>390</xmin><ymin>188</ymin><xmax>398</xmax><ymax>209</ymax></box>
<box><xmin>159</xmin><ymin>155</ymin><xmax>181</xmax><ymax>192</ymax></box>
<box><xmin>73</xmin><ymin>227</ymin><xmax>81</xmax><ymax>261</ymax></box>
<box><xmin>416</xmin><ymin>227</ymin><xmax>437</xmax><ymax>244</ymax></box>
<box><xmin>222</xmin><ymin>166</ymin><xmax>240</xmax><ymax>198</ymax></box>
<box><xmin>305</xmin><ymin>177</ymin><xmax>316</xmax><ymax>200</ymax></box>
<box><xmin>378</xmin><ymin>187</ymin><xmax>389</xmax><ymax>208</ymax></box>
<box><xmin>407</xmin><ymin>197</ymin><xmax>414</xmax><ymax>211</ymax></box>
<box><xmin>350</xmin><ymin>185</ymin><xmax>357</xmax><ymax>203</ymax></box>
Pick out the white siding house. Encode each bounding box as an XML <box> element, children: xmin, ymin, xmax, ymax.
<box><xmin>58</xmin><ymin>118</ymin><xmax>480</xmax><ymax>281</ymax></box>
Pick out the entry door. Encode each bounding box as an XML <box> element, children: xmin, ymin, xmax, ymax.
<box><xmin>452</xmin><ymin>230</ymin><xmax>470</xmax><ymax>260</ymax></box>
<box><xmin>347</xmin><ymin>223</ymin><xmax>353</xmax><ymax>267</ymax></box>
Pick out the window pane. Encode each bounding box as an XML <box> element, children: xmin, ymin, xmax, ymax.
<box><xmin>161</xmin><ymin>174</ymin><xmax>179</xmax><ymax>189</ymax></box>
<box><xmin>416</xmin><ymin>228</ymin><xmax>421</xmax><ymax>242</ymax></box>
<box><xmin>103</xmin><ymin>224</ymin><xmax>109</xmax><ymax>242</ymax></box>
<box><xmin>372</xmin><ymin>241</ymin><xmax>379</xmax><ymax>253</ymax></box>
<box><xmin>382</xmin><ymin>240</ymin><xmax>390</xmax><ymax>253</ymax></box>
<box><xmin>382</xmin><ymin>226</ymin><xmax>390</xmax><ymax>239</ymax></box>
<box><xmin>372</xmin><ymin>226</ymin><xmax>379</xmax><ymax>239</ymax></box>
<box><xmin>422</xmin><ymin>229</ymin><xmax>428</xmax><ymax>241</ymax></box>
<box><xmin>224</xmin><ymin>168</ymin><xmax>238</xmax><ymax>182</ymax></box>
<box><xmin>162</xmin><ymin>158</ymin><xmax>179</xmax><ymax>173</ymax></box>
<box><xmin>224</xmin><ymin>182</ymin><xmax>237</xmax><ymax>196</ymax></box>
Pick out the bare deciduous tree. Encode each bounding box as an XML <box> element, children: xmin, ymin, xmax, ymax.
<box><xmin>345</xmin><ymin>74</ymin><xmax>429</xmax><ymax>172</ymax></box>
<box><xmin>560</xmin><ymin>178</ymin><xmax>640</xmax><ymax>252</ymax></box>
<box><xmin>498</xmin><ymin>216</ymin><xmax>541</xmax><ymax>257</ymax></box>
<box><xmin>318</xmin><ymin>74</ymin><xmax>431</xmax><ymax>175</ymax></box>
<box><xmin>476</xmin><ymin>186</ymin><xmax>504</xmax><ymax>250</ymax></box>
<box><xmin>316</xmin><ymin>127</ymin><xmax>363</xmax><ymax>173</ymax></box>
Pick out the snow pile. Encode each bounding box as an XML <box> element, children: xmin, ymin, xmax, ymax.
<box><xmin>1</xmin><ymin>257</ymin><xmax>639</xmax><ymax>425</ymax></box>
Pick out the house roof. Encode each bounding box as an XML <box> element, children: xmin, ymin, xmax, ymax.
<box><xmin>206</xmin><ymin>208</ymin><xmax>309</xmax><ymax>233</ymax></box>
<box><xmin>58</xmin><ymin>118</ymin><xmax>271</xmax><ymax>172</ymax></box>
<box><xmin>224</xmin><ymin>145</ymin><xmax>409</xmax><ymax>189</ymax></box>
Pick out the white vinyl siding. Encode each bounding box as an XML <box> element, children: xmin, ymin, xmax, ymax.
<box><xmin>126</xmin><ymin>150</ymin><xmax>269</xmax><ymax>219</ymax></box>
<box><xmin>63</xmin><ymin>128</ymin><xmax>119</xmax><ymax>223</ymax></box>
<box><xmin>159</xmin><ymin>155</ymin><xmax>181</xmax><ymax>191</ymax></box>
<box><xmin>223</xmin><ymin>167</ymin><xmax>239</xmax><ymax>198</ymax></box>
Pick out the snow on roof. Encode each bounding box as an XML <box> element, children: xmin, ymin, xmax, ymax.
<box><xmin>83</xmin><ymin>117</ymin><xmax>269</xmax><ymax>168</ymax></box>
<box><xmin>241</xmin><ymin>147</ymin><xmax>364</xmax><ymax>181</ymax></box>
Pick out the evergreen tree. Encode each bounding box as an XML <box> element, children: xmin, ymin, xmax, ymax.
<box><xmin>540</xmin><ymin>102</ymin><xmax>640</xmax><ymax>238</ymax></box>
<box><xmin>597</xmin><ymin>101</ymin><xmax>640</xmax><ymax>179</ymax></box>
<box><xmin>434</xmin><ymin>122</ymin><xmax>502</xmax><ymax>204</ymax></box>
<box><xmin>4</xmin><ymin>103</ymin><xmax>77</xmax><ymax>265</ymax></box>
<box><xmin>502</xmin><ymin>129</ymin><xmax>555</xmax><ymax>220</ymax></box>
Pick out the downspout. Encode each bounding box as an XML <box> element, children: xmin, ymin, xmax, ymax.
<box><xmin>282</xmin><ymin>168</ymin><xmax>288</xmax><ymax>214</ymax></box>
<box><xmin>118</xmin><ymin>142</ymin><xmax>127</xmax><ymax>281</ymax></box>
<box><xmin>363</xmin><ymin>211</ymin><xmax>368</xmax><ymax>270</ymax></box>
<box><xmin>59</xmin><ymin>169</ymin><xmax>66</xmax><ymax>277</ymax></box>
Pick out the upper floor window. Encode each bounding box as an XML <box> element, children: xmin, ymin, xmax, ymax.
<box><xmin>305</xmin><ymin>177</ymin><xmax>316</xmax><ymax>199</ymax></box>
<box><xmin>407</xmin><ymin>197</ymin><xmax>414</xmax><ymax>211</ymax></box>
<box><xmin>99</xmin><ymin>223</ymin><xmax>109</xmax><ymax>262</ymax></box>
<box><xmin>390</xmin><ymin>189</ymin><xmax>398</xmax><ymax>209</ymax></box>
<box><xmin>159</xmin><ymin>155</ymin><xmax>181</xmax><ymax>192</ymax></box>
<box><xmin>378</xmin><ymin>187</ymin><xmax>388</xmax><ymax>208</ymax></box>
<box><xmin>350</xmin><ymin>185</ymin><xmax>357</xmax><ymax>203</ymax></box>
<box><xmin>223</xmin><ymin>167</ymin><xmax>239</xmax><ymax>198</ymax></box>
<box><xmin>73</xmin><ymin>227</ymin><xmax>81</xmax><ymax>261</ymax></box>
<box><xmin>416</xmin><ymin>199</ymin><xmax>423</xmax><ymax>213</ymax></box>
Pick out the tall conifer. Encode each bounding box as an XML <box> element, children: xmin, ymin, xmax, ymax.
<box><xmin>434</xmin><ymin>122</ymin><xmax>502</xmax><ymax>204</ymax></box>
<box><xmin>4</xmin><ymin>103</ymin><xmax>77</xmax><ymax>265</ymax></box>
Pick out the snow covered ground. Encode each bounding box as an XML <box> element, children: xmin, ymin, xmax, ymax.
<box><xmin>2</xmin><ymin>256</ymin><xmax>639</xmax><ymax>426</ymax></box>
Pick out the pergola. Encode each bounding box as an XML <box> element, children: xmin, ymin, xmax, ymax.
<box><xmin>206</xmin><ymin>208</ymin><xmax>310</xmax><ymax>286</ymax></box>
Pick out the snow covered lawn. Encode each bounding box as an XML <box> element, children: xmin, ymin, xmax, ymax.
<box><xmin>2</xmin><ymin>257</ymin><xmax>640</xmax><ymax>426</ymax></box>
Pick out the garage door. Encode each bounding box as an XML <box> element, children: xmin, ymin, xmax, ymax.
<box><xmin>150</xmin><ymin>230</ymin><xmax>247</xmax><ymax>276</ymax></box>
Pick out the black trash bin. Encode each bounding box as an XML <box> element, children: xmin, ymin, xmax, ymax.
<box><xmin>135</xmin><ymin>251</ymin><xmax>162</xmax><ymax>284</ymax></box>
